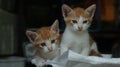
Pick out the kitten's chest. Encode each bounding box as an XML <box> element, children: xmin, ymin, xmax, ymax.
<box><xmin>61</xmin><ymin>29</ymin><xmax>91</xmax><ymax>54</ymax></box>
<box><xmin>61</xmin><ymin>31</ymin><xmax>90</xmax><ymax>45</ymax></box>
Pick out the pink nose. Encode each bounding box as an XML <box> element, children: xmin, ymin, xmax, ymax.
<box><xmin>48</xmin><ymin>47</ymin><xmax>53</xmax><ymax>52</ymax></box>
<box><xmin>78</xmin><ymin>26</ymin><xmax>82</xmax><ymax>31</ymax></box>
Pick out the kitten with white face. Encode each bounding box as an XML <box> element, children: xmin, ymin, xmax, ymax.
<box><xmin>26</xmin><ymin>20</ymin><xmax>60</xmax><ymax>67</ymax></box>
<box><xmin>60</xmin><ymin>4</ymin><xmax>101</xmax><ymax>56</ymax></box>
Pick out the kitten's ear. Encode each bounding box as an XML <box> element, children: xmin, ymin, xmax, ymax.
<box><xmin>85</xmin><ymin>4</ymin><xmax>96</xmax><ymax>18</ymax></box>
<box><xmin>62</xmin><ymin>4</ymin><xmax>73</xmax><ymax>18</ymax></box>
<box><xmin>51</xmin><ymin>20</ymin><xmax>59</xmax><ymax>34</ymax></box>
<box><xmin>26</xmin><ymin>31</ymin><xmax>38</xmax><ymax>43</ymax></box>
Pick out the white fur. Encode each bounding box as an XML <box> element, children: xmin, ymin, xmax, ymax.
<box><xmin>60</xmin><ymin>26</ymin><xmax>90</xmax><ymax>56</ymax></box>
<box><xmin>32</xmin><ymin>43</ymin><xmax>59</xmax><ymax>67</ymax></box>
<box><xmin>72</xmin><ymin>16</ymin><xmax>90</xmax><ymax>32</ymax></box>
<box><xmin>31</xmin><ymin>57</ymin><xmax>45</xmax><ymax>67</ymax></box>
<box><xmin>27</xmin><ymin>19</ymin><xmax>60</xmax><ymax>67</ymax></box>
<box><xmin>90</xmin><ymin>42</ymin><xmax>99</xmax><ymax>53</ymax></box>
<box><xmin>38</xmin><ymin>42</ymin><xmax>59</xmax><ymax>60</ymax></box>
<box><xmin>60</xmin><ymin>16</ymin><xmax>97</xmax><ymax>56</ymax></box>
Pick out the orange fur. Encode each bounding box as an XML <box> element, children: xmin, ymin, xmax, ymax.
<box><xmin>64</xmin><ymin>7</ymin><xmax>92</xmax><ymax>25</ymax></box>
<box><xmin>34</xmin><ymin>27</ymin><xmax>60</xmax><ymax>46</ymax></box>
<box><xmin>61</xmin><ymin>4</ymin><xmax>101</xmax><ymax>57</ymax></box>
<box><xmin>74</xmin><ymin>8</ymin><xmax>92</xmax><ymax>24</ymax></box>
<box><xmin>26</xmin><ymin>20</ymin><xmax>60</xmax><ymax>60</ymax></box>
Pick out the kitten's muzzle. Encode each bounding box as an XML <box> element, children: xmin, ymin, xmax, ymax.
<box><xmin>48</xmin><ymin>47</ymin><xmax>53</xmax><ymax>52</ymax></box>
<box><xmin>78</xmin><ymin>26</ymin><xmax>82</xmax><ymax>31</ymax></box>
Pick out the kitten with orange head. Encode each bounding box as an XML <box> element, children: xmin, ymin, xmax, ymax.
<box><xmin>60</xmin><ymin>4</ymin><xmax>101</xmax><ymax>56</ymax></box>
<box><xmin>26</xmin><ymin>20</ymin><xmax>60</xmax><ymax>67</ymax></box>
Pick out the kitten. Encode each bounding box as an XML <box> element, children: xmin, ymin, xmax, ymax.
<box><xmin>26</xmin><ymin>20</ymin><xmax>60</xmax><ymax>67</ymax></box>
<box><xmin>60</xmin><ymin>4</ymin><xmax>101</xmax><ymax>56</ymax></box>
<box><xmin>112</xmin><ymin>40</ymin><xmax>120</xmax><ymax>58</ymax></box>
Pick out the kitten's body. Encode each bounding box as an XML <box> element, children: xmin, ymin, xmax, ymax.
<box><xmin>26</xmin><ymin>20</ymin><xmax>60</xmax><ymax>67</ymax></box>
<box><xmin>60</xmin><ymin>4</ymin><xmax>101</xmax><ymax>56</ymax></box>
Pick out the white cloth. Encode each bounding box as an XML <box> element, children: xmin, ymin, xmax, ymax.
<box><xmin>46</xmin><ymin>50</ymin><xmax>120</xmax><ymax>67</ymax></box>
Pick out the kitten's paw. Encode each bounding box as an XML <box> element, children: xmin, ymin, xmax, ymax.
<box><xmin>42</xmin><ymin>64</ymin><xmax>53</xmax><ymax>67</ymax></box>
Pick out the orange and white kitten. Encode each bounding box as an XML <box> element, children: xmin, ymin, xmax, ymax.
<box><xmin>26</xmin><ymin>20</ymin><xmax>60</xmax><ymax>67</ymax></box>
<box><xmin>60</xmin><ymin>4</ymin><xmax>101</xmax><ymax>56</ymax></box>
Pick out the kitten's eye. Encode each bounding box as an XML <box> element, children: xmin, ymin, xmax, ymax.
<box><xmin>83</xmin><ymin>20</ymin><xmax>87</xmax><ymax>24</ymax></box>
<box><xmin>41</xmin><ymin>43</ymin><xmax>46</xmax><ymax>46</ymax></box>
<box><xmin>51</xmin><ymin>40</ymin><xmax>55</xmax><ymax>43</ymax></box>
<box><xmin>72</xmin><ymin>20</ymin><xmax>77</xmax><ymax>23</ymax></box>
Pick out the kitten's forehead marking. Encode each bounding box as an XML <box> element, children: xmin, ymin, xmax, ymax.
<box><xmin>78</xmin><ymin>16</ymin><xmax>86</xmax><ymax>24</ymax></box>
<box><xmin>40</xmin><ymin>38</ymin><xmax>51</xmax><ymax>43</ymax></box>
<box><xmin>36</xmin><ymin>27</ymin><xmax>52</xmax><ymax>39</ymax></box>
<box><xmin>78</xmin><ymin>16</ymin><xmax>83</xmax><ymax>23</ymax></box>
<box><xmin>46</xmin><ymin>40</ymin><xmax>51</xmax><ymax>44</ymax></box>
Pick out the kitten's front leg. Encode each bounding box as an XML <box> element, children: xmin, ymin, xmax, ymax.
<box><xmin>60</xmin><ymin>45</ymin><xmax>68</xmax><ymax>55</ymax></box>
<box><xmin>81</xmin><ymin>47</ymin><xmax>90</xmax><ymax>56</ymax></box>
<box><xmin>31</xmin><ymin>57</ymin><xmax>45</xmax><ymax>67</ymax></box>
<box><xmin>31</xmin><ymin>57</ymin><xmax>54</xmax><ymax>67</ymax></box>
<box><xmin>90</xmin><ymin>42</ymin><xmax>102</xmax><ymax>56</ymax></box>
<box><xmin>90</xmin><ymin>42</ymin><xmax>99</xmax><ymax>53</ymax></box>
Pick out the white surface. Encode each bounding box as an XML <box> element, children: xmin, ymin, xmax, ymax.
<box><xmin>46</xmin><ymin>50</ymin><xmax>120</xmax><ymax>67</ymax></box>
<box><xmin>102</xmin><ymin>54</ymin><xmax>112</xmax><ymax>58</ymax></box>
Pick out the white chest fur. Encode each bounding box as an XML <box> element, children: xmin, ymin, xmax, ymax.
<box><xmin>60</xmin><ymin>27</ymin><xmax>90</xmax><ymax>56</ymax></box>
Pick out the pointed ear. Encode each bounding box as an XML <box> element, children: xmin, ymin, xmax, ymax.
<box><xmin>51</xmin><ymin>20</ymin><xmax>59</xmax><ymax>34</ymax></box>
<box><xmin>62</xmin><ymin>4</ymin><xmax>73</xmax><ymax>18</ymax></box>
<box><xmin>85</xmin><ymin>4</ymin><xmax>96</xmax><ymax>18</ymax></box>
<box><xmin>26</xmin><ymin>31</ymin><xmax>38</xmax><ymax>43</ymax></box>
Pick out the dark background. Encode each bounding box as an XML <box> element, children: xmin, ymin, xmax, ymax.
<box><xmin>0</xmin><ymin>0</ymin><xmax>120</xmax><ymax>67</ymax></box>
<box><xmin>0</xmin><ymin>0</ymin><xmax>119</xmax><ymax>58</ymax></box>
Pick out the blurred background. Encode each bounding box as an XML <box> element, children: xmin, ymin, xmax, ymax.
<box><xmin>0</xmin><ymin>0</ymin><xmax>120</xmax><ymax>67</ymax></box>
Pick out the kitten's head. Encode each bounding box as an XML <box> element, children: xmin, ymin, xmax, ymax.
<box><xmin>26</xmin><ymin>20</ymin><xmax>60</xmax><ymax>53</ymax></box>
<box><xmin>62</xmin><ymin>4</ymin><xmax>96</xmax><ymax>32</ymax></box>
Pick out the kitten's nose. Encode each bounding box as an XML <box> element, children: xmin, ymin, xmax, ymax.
<box><xmin>48</xmin><ymin>47</ymin><xmax>53</xmax><ymax>52</ymax></box>
<box><xmin>78</xmin><ymin>26</ymin><xmax>82</xmax><ymax>31</ymax></box>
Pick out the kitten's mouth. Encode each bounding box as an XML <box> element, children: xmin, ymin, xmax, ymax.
<box><xmin>78</xmin><ymin>26</ymin><xmax>82</xmax><ymax>31</ymax></box>
<box><xmin>49</xmin><ymin>50</ymin><xmax>53</xmax><ymax>52</ymax></box>
<box><xmin>77</xmin><ymin>28</ymin><xmax>82</xmax><ymax>32</ymax></box>
<box><xmin>78</xmin><ymin>29</ymin><xmax>82</xmax><ymax>31</ymax></box>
